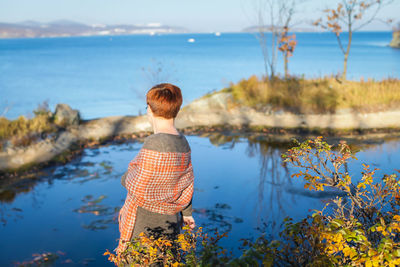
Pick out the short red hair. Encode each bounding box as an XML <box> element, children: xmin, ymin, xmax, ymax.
<box><xmin>146</xmin><ymin>83</ymin><xmax>183</xmax><ymax>119</ymax></box>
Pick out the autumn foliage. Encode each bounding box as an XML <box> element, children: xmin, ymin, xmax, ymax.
<box><xmin>104</xmin><ymin>226</ymin><xmax>229</xmax><ymax>266</ymax></box>
<box><xmin>281</xmin><ymin>137</ymin><xmax>400</xmax><ymax>266</ymax></box>
<box><xmin>278</xmin><ymin>27</ymin><xmax>297</xmax><ymax>78</ymax></box>
<box><xmin>313</xmin><ymin>0</ymin><xmax>389</xmax><ymax>80</ymax></box>
<box><xmin>278</xmin><ymin>32</ymin><xmax>297</xmax><ymax>58</ymax></box>
<box><xmin>106</xmin><ymin>137</ymin><xmax>400</xmax><ymax>266</ymax></box>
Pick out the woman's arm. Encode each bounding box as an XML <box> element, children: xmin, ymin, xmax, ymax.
<box><xmin>181</xmin><ymin>199</ymin><xmax>192</xmax><ymax>217</ymax></box>
<box><xmin>181</xmin><ymin>199</ymin><xmax>196</xmax><ymax>229</ymax></box>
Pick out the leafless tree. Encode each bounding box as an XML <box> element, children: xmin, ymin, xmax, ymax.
<box><xmin>314</xmin><ymin>0</ymin><xmax>394</xmax><ymax>80</ymax></box>
<box><xmin>131</xmin><ymin>59</ymin><xmax>178</xmax><ymax>115</ymax></box>
<box><xmin>250</xmin><ymin>0</ymin><xmax>300</xmax><ymax>80</ymax></box>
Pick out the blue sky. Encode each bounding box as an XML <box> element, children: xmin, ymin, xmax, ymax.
<box><xmin>1</xmin><ymin>0</ymin><xmax>399</xmax><ymax>32</ymax></box>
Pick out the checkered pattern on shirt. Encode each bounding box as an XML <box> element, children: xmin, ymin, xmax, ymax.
<box><xmin>117</xmin><ymin>148</ymin><xmax>194</xmax><ymax>252</ymax></box>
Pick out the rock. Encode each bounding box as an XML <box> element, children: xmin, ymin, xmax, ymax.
<box><xmin>182</xmin><ymin>92</ymin><xmax>234</xmax><ymax>112</ymax></box>
<box><xmin>78</xmin><ymin>115</ymin><xmax>151</xmax><ymax>141</ymax></box>
<box><xmin>389</xmin><ymin>31</ymin><xmax>400</xmax><ymax>48</ymax></box>
<box><xmin>0</xmin><ymin>131</ymin><xmax>78</xmax><ymax>171</ymax></box>
<box><xmin>176</xmin><ymin>91</ymin><xmax>400</xmax><ymax>130</ymax></box>
<box><xmin>54</xmin><ymin>104</ymin><xmax>80</xmax><ymax>126</ymax></box>
<box><xmin>3</xmin><ymin>92</ymin><xmax>400</xmax><ymax>174</ymax></box>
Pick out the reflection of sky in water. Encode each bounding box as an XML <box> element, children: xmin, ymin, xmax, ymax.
<box><xmin>0</xmin><ymin>136</ymin><xmax>400</xmax><ymax>266</ymax></box>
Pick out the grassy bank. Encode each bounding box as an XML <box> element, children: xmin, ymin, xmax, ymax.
<box><xmin>228</xmin><ymin>76</ymin><xmax>400</xmax><ymax>114</ymax></box>
<box><xmin>0</xmin><ymin>107</ymin><xmax>56</xmax><ymax>150</ymax></box>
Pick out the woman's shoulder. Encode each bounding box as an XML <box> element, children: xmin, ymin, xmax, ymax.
<box><xmin>142</xmin><ymin>133</ymin><xmax>190</xmax><ymax>153</ymax></box>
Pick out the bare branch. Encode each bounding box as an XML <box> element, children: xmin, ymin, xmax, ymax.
<box><xmin>354</xmin><ymin>1</ymin><xmax>383</xmax><ymax>31</ymax></box>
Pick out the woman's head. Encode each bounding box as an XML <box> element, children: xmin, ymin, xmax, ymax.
<box><xmin>146</xmin><ymin>83</ymin><xmax>183</xmax><ymax>119</ymax></box>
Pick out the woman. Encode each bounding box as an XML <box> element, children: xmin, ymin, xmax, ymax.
<box><xmin>117</xmin><ymin>83</ymin><xmax>195</xmax><ymax>254</ymax></box>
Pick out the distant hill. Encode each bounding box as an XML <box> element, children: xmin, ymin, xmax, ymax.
<box><xmin>0</xmin><ymin>20</ymin><xmax>189</xmax><ymax>38</ymax></box>
<box><xmin>242</xmin><ymin>25</ymin><xmax>318</xmax><ymax>33</ymax></box>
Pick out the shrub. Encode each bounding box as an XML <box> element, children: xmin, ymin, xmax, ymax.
<box><xmin>106</xmin><ymin>138</ymin><xmax>400</xmax><ymax>266</ymax></box>
<box><xmin>279</xmin><ymin>137</ymin><xmax>400</xmax><ymax>266</ymax></box>
<box><xmin>104</xmin><ymin>226</ymin><xmax>230</xmax><ymax>266</ymax></box>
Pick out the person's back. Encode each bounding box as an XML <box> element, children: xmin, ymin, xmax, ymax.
<box><xmin>117</xmin><ymin>83</ymin><xmax>195</xmax><ymax>255</ymax></box>
<box><xmin>121</xmin><ymin>133</ymin><xmax>193</xmax><ymax>240</ymax></box>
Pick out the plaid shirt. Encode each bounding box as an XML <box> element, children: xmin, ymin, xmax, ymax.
<box><xmin>117</xmin><ymin>148</ymin><xmax>194</xmax><ymax>252</ymax></box>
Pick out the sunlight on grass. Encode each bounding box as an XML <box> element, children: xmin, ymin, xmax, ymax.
<box><xmin>229</xmin><ymin>76</ymin><xmax>400</xmax><ymax>114</ymax></box>
<box><xmin>0</xmin><ymin>103</ymin><xmax>56</xmax><ymax>149</ymax></box>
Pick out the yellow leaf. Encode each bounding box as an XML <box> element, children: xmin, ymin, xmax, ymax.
<box><xmin>343</xmin><ymin>247</ymin><xmax>352</xmax><ymax>257</ymax></box>
<box><xmin>357</xmin><ymin>183</ymin><xmax>366</xmax><ymax>189</ymax></box>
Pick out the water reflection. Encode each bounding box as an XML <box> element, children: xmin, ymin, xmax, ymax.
<box><xmin>194</xmin><ymin>203</ymin><xmax>244</xmax><ymax>233</ymax></box>
<box><xmin>0</xmin><ymin>174</ymin><xmax>41</xmax><ymax>203</ymax></box>
<box><xmin>74</xmin><ymin>195</ymin><xmax>119</xmax><ymax>231</ymax></box>
<box><xmin>0</xmin><ymin>158</ymin><xmax>120</xmax><ymax>205</ymax></box>
<box><xmin>247</xmin><ymin>140</ymin><xmax>293</xmax><ymax>230</ymax></box>
<box><xmin>201</xmin><ymin>134</ymin><xmax>296</xmax><ymax>232</ymax></box>
<box><xmin>0</xmin><ymin>134</ymin><xmax>400</xmax><ymax>266</ymax></box>
<box><xmin>200</xmin><ymin>132</ymin><xmax>400</xmax><ymax>234</ymax></box>
<box><xmin>1</xmin><ymin>133</ymin><xmax>396</xmax><ymax>205</ymax></box>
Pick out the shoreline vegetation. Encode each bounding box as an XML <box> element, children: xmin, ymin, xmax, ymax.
<box><xmin>1</xmin><ymin>76</ymin><xmax>400</xmax><ymax>176</ymax></box>
<box><xmin>390</xmin><ymin>23</ymin><xmax>400</xmax><ymax>48</ymax></box>
<box><xmin>0</xmin><ymin>76</ymin><xmax>400</xmax><ymax>178</ymax></box>
<box><xmin>228</xmin><ymin>76</ymin><xmax>400</xmax><ymax>113</ymax></box>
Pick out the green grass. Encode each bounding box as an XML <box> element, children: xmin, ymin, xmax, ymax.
<box><xmin>228</xmin><ymin>75</ymin><xmax>400</xmax><ymax>114</ymax></box>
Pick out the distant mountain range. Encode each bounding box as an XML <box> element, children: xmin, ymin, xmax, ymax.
<box><xmin>0</xmin><ymin>20</ymin><xmax>189</xmax><ymax>38</ymax></box>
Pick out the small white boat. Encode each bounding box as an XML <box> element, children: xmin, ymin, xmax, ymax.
<box><xmin>187</xmin><ymin>38</ymin><xmax>195</xmax><ymax>43</ymax></box>
<box><xmin>215</xmin><ymin>32</ymin><xmax>221</xmax><ymax>36</ymax></box>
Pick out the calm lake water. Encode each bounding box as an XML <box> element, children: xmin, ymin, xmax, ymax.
<box><xmin>1</xmin><ymin>32</ymin><xmax>400</xmax><ymax>266</ymax></box>
<box><xmin>1</xmin><ymin>32</ymin><xmax>399</xmax><ymax>119</ymax></box>
<box><xmin>1</xmin><ymin>135</ymin><xmax>400</xmax><ymax>266</ymax></box>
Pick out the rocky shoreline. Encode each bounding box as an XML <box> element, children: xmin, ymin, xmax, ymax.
<box><xmin>1</xmin><ymin>91</ymin><xmax>400</xmax><ymax>176</ymax></box>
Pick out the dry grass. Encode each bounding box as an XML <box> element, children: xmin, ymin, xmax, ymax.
<box><xmin>0</xmin><ymin>105</ymin><xmax>56</xmax><ymax>149</ymax></box>
<box><xmin>229</xmin><ymin>76</ymin><xmax>400</xmax><ymax>114</ymax></box>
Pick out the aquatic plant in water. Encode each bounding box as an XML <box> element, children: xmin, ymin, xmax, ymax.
<box><xmin>74</xmin><ymin>194</ymin><xmax>120</xmax><ymax>231</ymax></box>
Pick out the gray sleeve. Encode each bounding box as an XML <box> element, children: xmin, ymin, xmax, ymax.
<box><xmin>181</xmin><ymin>199</ymin><xmax>193</xmax><ymax>217</ymax></box>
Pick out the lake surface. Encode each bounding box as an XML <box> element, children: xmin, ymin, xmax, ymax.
<box><xmin>1</xmin><ymin>135</ymin><xmax>400</xmax><ymax>266</ymax></box>
<box><xmin>1</xmin><ymin>32</ymin><xmax>399</xmax><ymax>119</ymax></box>
<box><xmin>1</xmin><ymin>31</ymin><xmax>400</xmax><ymax>266</ymax></box>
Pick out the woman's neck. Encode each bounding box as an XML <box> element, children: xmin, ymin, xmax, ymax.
<box><xmin>151</xmin><ymin>116</ymin><xmax>179</xmax><ymax>135</ymax></box>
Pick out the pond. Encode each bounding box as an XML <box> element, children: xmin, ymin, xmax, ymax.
<box><xmin>1</xmin><ymin>134</ymin><xmax>400</xmax><ymax>266</ymax></box>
